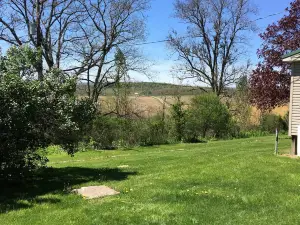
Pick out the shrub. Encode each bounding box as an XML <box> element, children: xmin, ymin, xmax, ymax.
<box><xmin>90</xmin><ymin>116</ymin><xmax>121</xmax><ymax>149</ymax></box>
<box><xmin>170</xmin><ymin>98</ymin><xmax>186</xmax><ymax>141</ymax></box>
<box><xmin>283</xmin><ymin>111</ymin><xmax>289</xmax><ymax>130</ymax></box>
<box><xmin>115</xmin><ymin>118</ymin><xmax>142</xmax><ymax>148</ymax></box>
<box><xmin>183</xmin><ymin>94</ymin><xmax>231</xmax><ymax>141</ymax></box>
<box><xmin>260</xmin><ymin>113</ymin><xmax>288</xmax><ymax>133</ymax></box>
<box><xmin>43</xmin><ymin>146</ymin><xmax>65</xmax><ymax>155</ymax></box>
<box><xmin>72</xmin><ymin>99</ymin><xmax>96</xmax><ymax>137</ymax></box>
<box><xmin>238</xmin><ymin>130</ymin><xmax>270</xmax><ymax>138</ymax></box>
<box><xmin>0</xmin><ymin>46</ymin><xmax>95</xmax><ymax>179</ymax></box>
<box><xmin>90</xmin><ymin>114</ymin><xmax>170</xmax><ymax>149</ymax></box>
<box><xmin>139</xmin><ymin>115</ymin><xmax>169</xmax><ymax>146</ymax></box>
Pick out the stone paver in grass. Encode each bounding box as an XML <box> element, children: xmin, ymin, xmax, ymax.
<box><xmin>117</xmin><ymin>165</ymin><xmax>129</xmax><ymax>168</ymax></box>
<box><xmin>73</xmin><ymin>186</ymin><xmax>120</xmax><ymax>199</ymax></box>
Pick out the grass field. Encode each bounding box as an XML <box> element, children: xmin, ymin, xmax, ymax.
<box><xmin>2</xmin><ymin>136</ymin><xmax>300</xmax><ymax>225</ymax></box>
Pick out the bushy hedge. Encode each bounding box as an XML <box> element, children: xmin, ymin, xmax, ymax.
<box><xmin>260</xmin><ymin>112</ymin><xmax>288</xmax><ymax>133</ymax></box>
<box><xmin>89</xmin><ymin>114</ymin><xmax>169</xmax><ymax>149</ymax></box>
<box><xmin>0</xmin><ymin>46</ymin><xmax>94</xmax><ymax>179</ymax></box>
<box><xmin>183</xmin><ymin>94</ymin><xmax>232</xmax><ymax>142</ymax></box>
<box><xmin>89</xmin><ymin>94</ymin><xmax>237</xmax><ymax>148</ymax></box>
<box><xmin>84</xmin><ymin>93</ymin><xmax>291</xmax><ymax>152</ymax></box>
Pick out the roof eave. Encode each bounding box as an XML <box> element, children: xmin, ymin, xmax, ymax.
<box><xmin>282</xmin><ymin>49</ymin><xmax>300</xmax><ymax>61</ymax></box>
<box><xmin>282</xmin><ymin>54</ymin><xmax>300</xmax><ymax>63</ymax></box>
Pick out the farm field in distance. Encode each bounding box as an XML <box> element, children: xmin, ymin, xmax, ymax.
<box><xmin>79</xmin><ymin>82</ymin><xmax>289</xmax><ymax>120</ymax></box>
<box><xmin>2</xmin><ymin>136</ymin><xmax>300</xmax><ymax>225</ymax></box>
<box><xmin>77</xmin><ymin>82</ymin><xmax>289</xmax><ymax>120</ymax></box>
<box><xmin>99</xmin><ymin>95</ymin><xmax>289</xmax><ymax>122</ymax></box>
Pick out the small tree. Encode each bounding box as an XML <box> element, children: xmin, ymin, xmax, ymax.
<box><xmin>260</xmin><ymin>113</ymin><xmax>288</xmax><ymax>133</ymax></box>
<box><xmin>185</xmin><ymin>94</ymin><xmax>231</xmax><ymax>140</ymax></box>
<box><xmin>170</xmin><ymin>96</ymin><xmax>186</xmax><ymax>141</ymax></box>
<box><xmin>0</xmin><ymin>46</ymin><xmax>94</xmax><ymax>179</ymax></box>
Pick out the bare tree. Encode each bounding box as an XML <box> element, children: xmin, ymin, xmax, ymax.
<box><xmin>168</xmin><ymin>0</ymin><xmax>256</xmax><ymax>96</ymax></box>
<box><xmin>0</xmin><ymin>0</ymin><xmax>89</xmax><ymax>79</ymax></box>
<box><xmin>0</xmin><ymin>0</ymin><xmax>85</xmax><ymax>78</ymax></box>
<box><xmin>0</xmin><ymin>0</ymin><xmax>149</xmax><ymax>101</ymax></box>
<box><xmin>72</xmin><ymin>0</ymin><xmax>149</xmax><ymax>103</ymax></box>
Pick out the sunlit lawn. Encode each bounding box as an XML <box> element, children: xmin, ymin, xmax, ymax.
<box><xmin>1</xmin><ymin>136</ymin><xmax>300</xmax><ymax>225</ymax></box>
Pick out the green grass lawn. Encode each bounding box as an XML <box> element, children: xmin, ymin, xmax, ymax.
<box><xmin>1</xmin><ymin>136</ymin><xmax>300</xmax><ymax>225</ymax></box>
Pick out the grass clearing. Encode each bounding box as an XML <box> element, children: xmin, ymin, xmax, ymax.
<box><xmin>1</xmin><ymin>136</ymin><xmax>300</xmax><ymax>224</ymax></box>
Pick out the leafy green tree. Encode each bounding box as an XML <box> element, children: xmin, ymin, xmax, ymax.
<box><xmin>185</xmin><ymin>94</ymin><xmax>231</xmax><ymax>140</ymax></box>
<box><xmin>4</xmin><ymin>46</ymin><xmax>40</xmax><ymax>78</ymax></box>
<box><xmin>170</xmin><ymin>97</ymin><xmax>186</xmax><ymax>141</ymax></box>
<box><xmin>260</xmin><ymin>113</ymin><xmax>288</xmax><ymax>133</ymax></box>
<box><xmin>0</xmin><ymin>46</ymin><xmax>94</xmax><ymax>178</ymax></box>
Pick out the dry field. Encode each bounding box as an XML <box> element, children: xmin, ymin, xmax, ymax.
<box><xmin>99</xmin><ymin>96</ymin><xmax>167</xmax><ymax>117</ymax></box>
<box><xmin>99</xmin><ymin>95</ymin><xmax>289</xmax><ymax>124</ymax></box>
<box><xmin>250</xmin><ymin>105</ymin><xmax>289</xmax><ymax>124</ymax></box>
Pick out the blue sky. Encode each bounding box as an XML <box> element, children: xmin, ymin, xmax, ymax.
<box><xmin>0</xmin><ymin>0</ymin><xmax>293</xmax><ymax>84</ymax></box>
<box><xmin>134</xmin><ymin>0</ymin><xmax>293</xmax><ymax>83</ymax></box>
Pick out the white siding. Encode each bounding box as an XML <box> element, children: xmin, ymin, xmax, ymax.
<box><xmin>289</xmin><ymin>62</ymin><xmax>300</xmax><ymax>135</ymax></box>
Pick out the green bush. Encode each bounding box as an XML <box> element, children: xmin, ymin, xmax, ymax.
<box><xmin>260</xmin><ymin>113</ymin><xmax>288</xmax><ymax>133</ymax></box>
<box><xmin>239</xmin><ymin>130</ymin><xmax>270</xmax><ymax>138</ymax></box>
<box><xmin>0</xmin><ymin>46</ymin><xmax>95</xmax><ymax>179</ymax></box>
<box><xmin>90</xmin><ymin>114</ymin><xmax>170</xmax><ymax>149</ymax></box>
<box><xmin>139</xmin><ymin>115</ymin><xmax>169</xmax><ymax>146</ymax></box>
<box><xmin>90</xmin><ymin>115</ymin><xmax>144</xmax><ymax>150</ymax></box>
<box><xmin>90</xmin><ymin>116</ymin><xmax>121</xmax><ymax>149</ymax></box>
<box><xmin>183</xmin><ymin>94</ymin><xmax>231</xmax><ymax>141</ymax></box>
<box><xmin>170</xmin><ymin>98</ymin><xmax>186</xmax><ymax>141</ymax></box>
<box><xmin>115</xmin><ymin>118</ymin><xmax>143</xmax><ymax>148</ymax></box>
<box><xmin>43</xmin><ymin>145</ymin><xmax>65</xmax><ymax>155</ymax></box>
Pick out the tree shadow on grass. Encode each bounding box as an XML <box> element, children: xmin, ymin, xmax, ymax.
<box><xmin>0</xmin><ymin>167</ymin><xmax>137</xmax><ymax>213</ymax></box>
